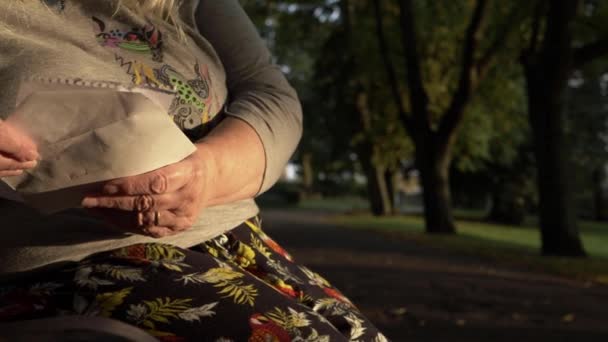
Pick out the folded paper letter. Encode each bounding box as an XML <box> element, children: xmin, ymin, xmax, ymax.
<box><xmin>1</xmin><ymin>81</ymin><xmax>196</xmax><ymax>213</ymax></box>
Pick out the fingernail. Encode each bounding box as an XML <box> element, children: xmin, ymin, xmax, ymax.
<box><xmin>81</xmin><ymin>197</ymin><xmax>98</xmax><ymax>208</ymax></box>
<box><xmin>103</xmin><ymin>185</ymin><xmax>119</xmax><ymax>194</ymax></box>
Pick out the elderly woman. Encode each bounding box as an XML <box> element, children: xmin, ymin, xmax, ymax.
<box><xmin>0</xmin><ymin>0</ymin><xmax>386</xmax><ymax>341</ymax></box>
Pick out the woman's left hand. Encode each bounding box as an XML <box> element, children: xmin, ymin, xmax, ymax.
<box><xmin>81</xmin><ymin>147</ymin><xmax>214</xmax><ymax>238</ymax></box>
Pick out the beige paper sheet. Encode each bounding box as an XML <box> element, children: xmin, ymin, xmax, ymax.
<box><xmin>1</xmin><ymin>81</ymin><xmax>196</xmax><ymax>213</ymax></box>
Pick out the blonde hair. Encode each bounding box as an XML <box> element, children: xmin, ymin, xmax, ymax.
<box><xmin>113</xmin><ymin>0</ymin><xmax>187</xmax><ymax>41</ymax></box>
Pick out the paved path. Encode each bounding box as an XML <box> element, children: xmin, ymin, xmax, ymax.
<box><xmin>261</xmin><ymin>209</ymin><xmax>608</xmax><ymax>342</ymax></box>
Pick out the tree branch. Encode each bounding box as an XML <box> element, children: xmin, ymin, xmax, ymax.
<box><xmin>372</xmin><ymin>0</ymin><xmax>415</xmax><ymax>136</ymax></box>
<box><xmin>519</xmin><ymin>1</ymin><xmax>546</xmax><ymax>71</ymax></box>
<box><xmin>399</xmin><ymin>0</ymin><xmax>431</xmax><ymax>133</ymax></box>
<box><xmin>477</xmin><ymin>4</ymin><xmax>528</xmax><ymax>80</ymax></box>
<box><xmin>573</xmin><ymin>37</ymin><xmax>608</xmax><ymax>67</ymax></box>
<box><xmin>438</xmin><ymin>0</ymin><xmax>488</xmax><ymax>142</ymax></box>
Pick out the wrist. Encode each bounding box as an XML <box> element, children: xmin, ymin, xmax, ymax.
<box><xmin>190</xmin><ymin>117</ymin><xmax>265</xmax><ymax>206</ymax></box>
<box><xmin>193</xmin><ymin>141</ymin><xmax>220</xmax><ymax>206</ymax></box>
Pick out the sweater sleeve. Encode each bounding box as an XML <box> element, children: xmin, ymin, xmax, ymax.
<box><xmin>190</xmin><ymin>0</ymin><xmax>303</xmax><ymax>195</ymax></box>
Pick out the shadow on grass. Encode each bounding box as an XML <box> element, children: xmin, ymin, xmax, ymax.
<box><xmin>258</xmin><ymin>195</ymin><xmax>608</xmax><ymax>282</ymax></box>
<box><xmin>333</xmin><ymin>214</ymin><xmax>608</xmax><ymax>284</ymax></box>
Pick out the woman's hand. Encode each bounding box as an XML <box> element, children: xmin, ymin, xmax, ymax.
<box><xmin>81</xmin><ymin>146</ymin><xmax>215</xmax><ymax>238</ymax></box>
<box><xmin>81</xmin><ymin>117</ymin><xmax>265</xmax><ymax>238</ymax></box>
<box><xmin>0</xmin><ymin>119</ymin><xmax>39</xmax><ymax>177</ymax></box>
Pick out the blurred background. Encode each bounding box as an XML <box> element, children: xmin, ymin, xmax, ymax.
<box><xmin>240</xmin><ymin>1</ymin><xmax>608</xmax><ymax>341</ymax></box>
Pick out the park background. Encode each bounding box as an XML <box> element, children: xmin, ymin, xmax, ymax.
<box><xmin>239</xmin><ymin>0</ymin><xmax>608</xmax><ymax>341</ymax></box>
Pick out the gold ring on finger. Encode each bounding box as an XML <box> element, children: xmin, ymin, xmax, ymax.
<box><xmin>154</xmin><ymin>211</ymin><xmax>161</xmax><ymax>226</ymax></box>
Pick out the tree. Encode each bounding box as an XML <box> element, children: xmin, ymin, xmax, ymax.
<box><xmin>520</xmin><ymin>0</ymin><xmax>608</xmax><ymax>256</ymax></box>
<box><xmin>372</xmin><ymin>0</ymin><xmax>525</xmax><ymax>233</ymax></box>
<box><xmin>312</xmin><ymin>0</ymin><xmax>415</xmax><ymax>215</ymax></box>
<box><xmin>449</xmin><ymin>69</ymin><xmax>534</xmax><ymax>226</ymax></box>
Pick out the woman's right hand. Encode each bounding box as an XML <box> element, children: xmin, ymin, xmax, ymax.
<box><xmin>0</xmin><ymin>119</ymin><xmax>39</xmax><ymax>177</ymax></box>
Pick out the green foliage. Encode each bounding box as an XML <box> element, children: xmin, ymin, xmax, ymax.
<box><xmin>241</xmin><ymin>0</ymin><xmax>532</xmax><ymax>178</ymax></box>
<box><xmin>410</xmin><ymin>1</ymin><xmax>469</xmax><ymax>119</ymax></box>
<box><xmin>565</xmin><ymin>70</ymin><xmax>608</xmax><ymax>171</ymax></box>
<box><xmin>565</xmin><ymin>68</ymin><xmax>608</xmax><ymax>217</ymax></box>
<box><xmin>573</xmin><ymin>0</ymin><xmax>608</xmax><ymax>46</ymax></box>
<box><xmin>452</xmin><ymin>68</ymin><xmax>529</xmax><ymax>172</ymax></box>
<box><xmin>241</xmin><ymin>0</ymin><xmax>363</xmax><ymax>180</ymax></box>
<box><xmin>241</xmin><ymin>0</ymin><xmax>608</xmax><ymax>226</ymax></box>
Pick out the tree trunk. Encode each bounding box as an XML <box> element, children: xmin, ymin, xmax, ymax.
<box><xmin>593</xmin><ymin>167</ymin><xmax>605</xmax><ymax>221</ymax></box>
<box><xmin>525</xmin><ymin>71</ymin><xmax>585</xmax><ymax>256</ymax></box>
<box><xmin>385</xmin><ymin>169</ymin><xmax>396</xmax><ymax>214</ymax></box>
<box><xmin>416</xmin><ymin>136</ymin><xmax>456</xmax><ymax>233</ymax></box>
<box><xmin>353</xmin><ymin>84</ymin><xmax>393</xmax><ymax>215</ymax></box>
<box><xmin>359</xmin><ymin>147</ymin><xmax>393</xmax><ymax>216</ymax></box>
<box><xmin>487</xmin><ymin>184</ymin><xmax>526</xmax><ymax>225</ymax></box>
<box><xmin>371</xmin><ymin>165</ymin><xmax>393</xmax><ymax>216</ymax></box>
<box><xmin>300</xmin><ymin>152</ymin><xmax>314</xmax><ymax>199</ymax></box>
<box><xmin>521</xmin><ymin>0</ymin><xmax>585</xmax><ymax>257</ymax></box>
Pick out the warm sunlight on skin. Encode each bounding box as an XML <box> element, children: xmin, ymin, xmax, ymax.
<box><xmin>82</xmin><ymin>117</ymin><xmax>266</xmax><ymax>238</ymax></box>
<box><xmin>0</xmin><ymin>119</ymin><xmax>39</xmax><ymax>178</ymax></box>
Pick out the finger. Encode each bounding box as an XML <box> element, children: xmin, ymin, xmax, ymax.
<box><xmin>81</xmin><ymin>193</ymin><xmax>178</xmax><ymax>211</ymax></box>
<box><xmin>0</xmin><ymin>121</ymin><xmax>39</xmax><ymax>161</ymax></box>
<box><xmin>139</xmin><ymin>210</ymin><xmax>194</xmax><ymax>231</ymax></box>
<box><xmin>144</xmin><ymin>226</ymin><xmax>175</xmax><ymax>238</ymax></box>
<box><xmin>0</xmin><ymin>156</ymin><xmax>37</xmax><ymax>171</ymax></box>
<box><xmin>102</xmin><ymin>162</ymin><xmax>193</xmax><ymax>196</ymax></box>
<box><xmin>0</xmin><ymin>170</ymin><xmax>24</xmax><ymax>177</ymax></box>
<box><xmin>138</xmin><ymin>211</ymin><xmax>181</xmax><ymax>238</ymax></box>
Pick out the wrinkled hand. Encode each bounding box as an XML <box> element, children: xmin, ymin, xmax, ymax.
<box><xmin>82</xmin><ymin>147</ymin><xmax>214</xmax><ymax>238</ymax></box>
<box><xmin>0</xmin><ymin>119</ymin><xmax>39</xmax><ymax>177</ymax></box>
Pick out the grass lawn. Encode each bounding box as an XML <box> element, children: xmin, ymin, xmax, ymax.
<box><xmin>332</xmin><ymin>212</ymin><xmax>608</xmax><ymax>285</ymax></box>
<box><xmin>258</xmin><ymin>194</ymin><xmax>370</xmax><ymax>212</ymax></box>
<box><xmin>296</xmin><ymin>197</ymin><xmax>370</xmax><ymax>211</ymax></box>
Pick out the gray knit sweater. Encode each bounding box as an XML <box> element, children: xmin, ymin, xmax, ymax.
<box><xmin>0</xmin><ymin>0</ymin><xmax>302</xmax><ymax>275</ymax></box>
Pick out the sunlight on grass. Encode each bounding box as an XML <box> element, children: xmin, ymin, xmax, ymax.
<box><xmin>333</xmin><ymin>214</ymin><xmax>608</xmax><ymax>283</ymax></box>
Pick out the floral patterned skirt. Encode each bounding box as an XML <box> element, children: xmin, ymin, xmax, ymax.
<box><xmin>0</xmin><ymin>216</ymin><xmax>387</xmax><ymax>341</ymax></box>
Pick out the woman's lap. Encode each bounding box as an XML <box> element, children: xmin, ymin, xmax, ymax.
<box><xmin>0</xmin><ymin>217</ymin><xmax>387</xmax><ymax>341</ymax></box>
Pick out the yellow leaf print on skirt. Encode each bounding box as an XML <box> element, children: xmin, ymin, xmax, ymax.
<box><xmin>128</xmin><ymin>297</ymin><xmax>192</xmax><ymax>330</ymax></box>
<box><xmin>177</xmin><ymin>266</ymin><xmax>258</xmax><ymax>306</ymax></box>
<box><xmin>96</xmin><ymin>287</ymin><xmax>133</xmax><ymax>317</ymax></box>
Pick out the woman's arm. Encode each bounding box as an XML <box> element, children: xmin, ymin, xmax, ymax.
<box><xmin>193</xmin><ymin>0</ymin><xmax>303</xmax><ymax>195</ymax></box>
<box><xmin>82</xmin><ymin>0</ymin><xmax>302</xmax><ymax>237</ymax></box>
<box><xmin>194</xmin><ymin>117</ymin><xmax>265</xmax><ymax>207</ymax></box>
<box><xmin>82</xmin><ymin>123</ymin><xmax>264</xmax><ymax>237</ymax></box>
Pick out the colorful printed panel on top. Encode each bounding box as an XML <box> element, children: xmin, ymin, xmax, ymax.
<box><xmin>92</xmin><ymin>16</ymin><xmax>222</xmax><ymax>140</ymax></box>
